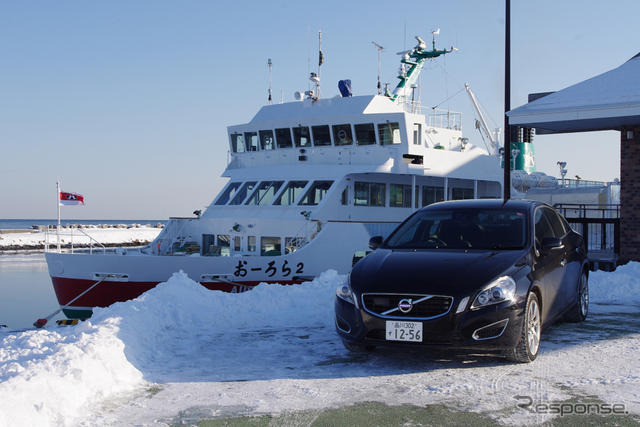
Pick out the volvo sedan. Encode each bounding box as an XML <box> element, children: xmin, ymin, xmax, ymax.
<box><xmin>335</xmin><ymin>199</ymin><xmax>589</xmax><ymax>363</ymax></box>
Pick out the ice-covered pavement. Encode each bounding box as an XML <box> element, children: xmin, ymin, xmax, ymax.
<box><xmin>1</xmin><ymin>265</ymin><xmax>640</xmax><ymax>426</ymax></box>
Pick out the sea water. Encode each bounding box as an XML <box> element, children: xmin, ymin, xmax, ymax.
<box><xmin>0</xmin><ymin>254</ymin><xmax>63</xmax><ymax>329</ymax></box>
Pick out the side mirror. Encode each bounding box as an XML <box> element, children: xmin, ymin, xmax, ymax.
<box><xmin>369</xmin><ymin>235</ymin><xmax>383</xmax><ymax>250</ymax></box>
<box><xmin>541</xmin><ymin>237</ymin><xmax>564</xmax><ymax>254</ymax></box>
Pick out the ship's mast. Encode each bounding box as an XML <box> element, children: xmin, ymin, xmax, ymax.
<box><xmin>372</xmin><ymin>41</ymin><xmax>384</xmax><ymax>95</ymax></box>
<box><xmin>389</xmin><ymin>30</ymin><xmax>455</xmax><ymax>104</ymax></box>
<box><xmin>267</xmin><ymin>58</ymin><xmax>273</xmax><ymax>105</ymax></box>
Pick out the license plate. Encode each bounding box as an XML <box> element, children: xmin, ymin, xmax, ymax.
<box><xmin>385</xmin><ymin>321</ymin><xmax>423</xmax><ymax>342</ymax></box>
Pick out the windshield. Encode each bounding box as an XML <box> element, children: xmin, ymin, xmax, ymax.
<box><xmin>385</xmin><ymin>208</ymin><xmax>527</xmax><ymax>250</ymax></box>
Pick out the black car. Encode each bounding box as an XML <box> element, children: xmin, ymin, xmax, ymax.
<box><xmin>335</xmin><ymin>199</ymin><xmax>589</xmax><ymax>363</ymax></box>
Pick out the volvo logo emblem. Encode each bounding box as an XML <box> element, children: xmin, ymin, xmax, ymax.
<box><xmin>398</xmin><ymin>299</ymin><xmax>413</xmax><ymax>313</ymax></box>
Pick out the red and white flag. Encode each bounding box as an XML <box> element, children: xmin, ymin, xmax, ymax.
<box><xmin>59</xmin><ymin>191</ymin><xmax>85</xmax><ymax>206</ymax></box>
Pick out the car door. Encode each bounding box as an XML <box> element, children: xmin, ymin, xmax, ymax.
<box><xmin>533</xmin><ymin>207</ymin><xmax>566</xmax><ymax>324</ymax></box>
<box><xmin>546</xmin><ymin>209</ymin><xmax>582</xmax><ymax>312</ymax></box>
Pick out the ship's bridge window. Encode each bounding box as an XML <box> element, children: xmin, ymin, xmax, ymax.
<box><xmin>276</xmin><ymin>128</ymin><xmax>293</xmax><ymax>148</ymax></box>
<box><xmin>215</xmin><ymin>182</ymin><xmax>243</xmax><ymax>205</ymax></box>
<box><xmin>245</xmin><ymin>181</ymin><xmax>284</xmax><ymax>205</ymax></box>
<box><xmin>293</xmin><ymin>126</ymin><xmax>311</xmax><ymax>147</ymax></box>
<box><xmin>229</xmin><ymin>181</ymin><xmax>257</xmax><ymax>205</ymax></box>
<box><xmin>230</xmin><ymin>133</ymin><xmax>245</xmax><ymax>153</ymax></box>
<box><xmin>244</xmin><ymin>132</ymin><xmax>259</xmax><ymax>151</ymax></box>
<box><xmin>390</xmin><ymin>184</ymin><xmax>413</xmax><ymax>208</ymax></box>
<box><xmin>312</xmin><ymin>125</ymin><xmax>332</xmax><ymax>146</ymax></box>
<box><xmin>299</xmin><ymin>180</ymin><xmax>333</xmax><ymax>206</ymax></box>
<box><xmin>355</xmin><ymin>123</ymin><xmax>376</xmax><ymax>145</ymax></box>
<box><xmin>261</xmin><ymin>236</ymin><xmax>282</xmax><ymax>256</ymax></box>
<box><xmin>379</xmin><ymin>122</ymin><xmax>401</xmax><ymax>145</ymax></box>
<box><xmin>354</xmin><ymin>182</ymin><xmax>386</xmax><ymax>206</ymax></box>
<box><xmin>332</xmin><ymin>124</ymin><xmax>353</xmax><ymax>146</ymax></box>
<box><xmin>260</xmin><ymin>130</ymin><xmax>275</xmax><ymax>150</ymax></box>
<box><xmin>274</xmin><ymin>180</ymin><xmax>308</xmax><ymax>205</ymax></box>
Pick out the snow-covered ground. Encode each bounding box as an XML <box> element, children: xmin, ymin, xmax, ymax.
<box><xmin>0</xmin><ymin>227</ymin><xmax>161</xmax><ymax>251</ymax></box>
<box><xmin>1</xmin><ymin>265</ymin><xmax>639</xmax><ymax>426</ymax></box>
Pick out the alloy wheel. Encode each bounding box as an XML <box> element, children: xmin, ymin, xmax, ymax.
<box><xmin>579</xmin><ymin>273</ymin><xmax>589</xmax><ymax>318</ymax></box>
<box><xmin>527</xmin><ymin>299</ymin><xmax>541</xmax><ymax>355</ymax></box>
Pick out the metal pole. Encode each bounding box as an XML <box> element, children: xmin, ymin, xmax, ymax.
<box><xmin>57</xmin><ymin>181</ymin><xmax>61</xmax><ymax>252</ymax></box>
<box><xmin>503</xmin><ymin>0</ymin><xmax>511</xmax><ymax>200</ymax></box>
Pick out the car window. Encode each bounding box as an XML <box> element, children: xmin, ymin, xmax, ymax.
<box><xmin>386</xmin><ymin>208</ymin><xmax>527</xmax><ymax>250</ymax></box>
<box><xmin>543</xmin><ymin>208</ymin><xmax>566</xmax><ymax>238</ymax></box>
<box><xmin>534</xmin><ymin>208</ymin><xmax>554</xmax><ymax>244</ymax></box>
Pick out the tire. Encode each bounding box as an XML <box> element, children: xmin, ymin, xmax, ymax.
<box><xmin>342</xmin><ymin>340</ymin><xmax>375</xmax><ymax>353</ymax></box>
<box><xmin>565</xmin><ymin>271</ymin><xmax>589</xmax><ymax>322</ymax></box>
<box><xmin>505</xmin><ymin>292</ymin><xmax>541</xmax><ymax>363</ymax></box>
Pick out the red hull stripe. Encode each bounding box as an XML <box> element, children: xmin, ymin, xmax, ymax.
<box><xmin>51</xmin><ymin>277</ymin><xmax>302</xmax><ymax>308</ymax></box>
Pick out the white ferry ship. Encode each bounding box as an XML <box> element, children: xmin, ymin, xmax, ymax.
<box><xmin>45</xmin><ymin>33</ymin><xmax>505</xmax><ymax>319</ymax></box>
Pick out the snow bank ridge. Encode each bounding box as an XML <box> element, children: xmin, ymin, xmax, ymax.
<box><xmin>0</xmin><ymin>270</ymin><xmax>344</xmax><ymax>426</ymax></box>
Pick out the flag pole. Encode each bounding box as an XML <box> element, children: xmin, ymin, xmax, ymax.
<box><xmin>57</xmin><ymin>180</ymin><xmax>61</xmax><ymax>252</ymax></box>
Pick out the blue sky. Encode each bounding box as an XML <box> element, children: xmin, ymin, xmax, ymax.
<box><xmin>1</xmin><ymin>0</ymin><xmax>637</xmax><ymax>219</ymax></box>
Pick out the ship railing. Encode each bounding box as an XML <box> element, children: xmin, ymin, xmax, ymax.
<box><xmin>44</xmin><ymin>225</ymin><xmax>106</xmax><ymax>254</ymax></box>
<box><xmin>398</xmin><ymin>100</ymin><xmax>462</xmax><ymax>130</ymax></box>
<box><xmin>558</xmin><ymin>178</ymin><xmax>617</xmax><ymax>189</ymax></box>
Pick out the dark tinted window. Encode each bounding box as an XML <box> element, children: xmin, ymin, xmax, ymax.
<box><xmin>543</xmin><ymin>208</ymin><xmax>567</xmax><ymax>238</ymax></box>
<box><xmin>534</xmin><ymin>208</ymin><xmax>554</xmax><ymax>243</ymax></box>
<box><xmin>299</xmin><ymin>181</ymin><xmax>333</xmax><ymax>206</ymax></box>
<box><xmin>387</xmin><ymin>208</ymin><xmax>527</xmax><ymax>250</ymax></box>
<box><xmin>230</xmin><ymin>133</ymin><xmax>245</xmax><ymax>153</ymax></box>
<box><xmin>275</xmin><ymin>128</ymin><xmax>292</xmax><ymax>148</ymax></box>
<box><xmin>293</xmin><ymin>126</ymin><xmax>311</xmax><ymax>147</ymax></box>
<box><xmin>215</xmin><ymin>182</ymin><xmax>243</xmax><ymax>205</ymax></box>
<box><xmin>354</xmin><ymin>123</ymin><xmax>376</xmax><ymax>145</ymax></box>
<box><xmin>229</xmin><ymin>181</ymin><xmax>257</xmax><ymax>205</ymax></box>
<box><xmin>259</xmin><ymin>130</ymin><xmax>275</xmax><ymax>150</ymax></box>
<box><xmin>274</xmin><ymin>181</ymin><xmax>308</xmax><ymax>205</ymax></box>
<box><xmin>332</xmin><ymin>124</ymin><xmax>353</xmax><ymax>146</ymax></box>
<box><xmin>390</xmin><ymin>184</ymin><xmax>412</xmax><ymax>208</ymax></box>
<box><xmin>422</xmin><ymin>186</ymin><xmax>444</xmax><ymax>206</ymax></box>
<box><xmin>312</xmin><ymin>125</ymin><xmax>331</xmax><ymax>146</ymax></box>
<box><xmin>244</xmin><ymin>132</ymin><xmax>259</xmax><ymax>151</ymax></box>
<box><xmin>354</xmin><ymin>182</ymin><xmax>386</xmax><ymax>206</ymax></box>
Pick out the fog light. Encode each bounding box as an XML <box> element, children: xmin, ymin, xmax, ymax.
<box><xmin>456</xmin><ymin>296</ymin><xmax>470</xmax><ymax>313</ymax></box>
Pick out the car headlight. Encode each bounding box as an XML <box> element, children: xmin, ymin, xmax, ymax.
<box><xmin>336</xmin><ymin>276</ymin><xmax>358</xmax><ymax>308</ymax></box>
<box><xmin>471</xmin><ymin>276</ymin><xmax>516</xmax><ymax>309</ymax></box>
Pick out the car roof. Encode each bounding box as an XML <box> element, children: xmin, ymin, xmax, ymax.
<box><xmin>421</xmin><ymin>198</ymin><xmax>544</xmax><ymax>211</ymax></box>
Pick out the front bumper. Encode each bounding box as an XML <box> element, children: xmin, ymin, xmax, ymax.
<box><xmin>335</xmin><ymin>295</ymin><xmax>525</xmax><ymax>351</ymax></box>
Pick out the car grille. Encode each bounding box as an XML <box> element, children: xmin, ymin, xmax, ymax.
<box><xmin>362</xmin><ymin>293</ymin><xmax>453</xmax><ymax>319</ymax></box>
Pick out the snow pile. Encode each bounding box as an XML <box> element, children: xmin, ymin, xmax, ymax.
<box><xmin>590</xmin><ymin>262</ymin><xmax>640</xmax><ymax>305</ymax></box>
<box><xmin>0</xmin><ymin>227</ymin><xmax>161</xmax><ymax>250</ymax></box>
<box><xmin>0</xmin><ymin>319</ymin><xmax>143</xmax><ymax>426</ymax></box>
<box><xmin>0</xmin><ymin>270</ymin><xmax>343</xmax><ymax>426</ymax></box>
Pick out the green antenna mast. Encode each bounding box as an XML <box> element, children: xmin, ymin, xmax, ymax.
<box><xmin>388</xmin><ymin>29</ymin><xmax>456</xmax><ymax>103</ymax></box>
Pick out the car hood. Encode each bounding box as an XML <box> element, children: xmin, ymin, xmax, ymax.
<box><xmin>350</xmin><ymin>248</ymin><xmax>527</xmax><ymax>297</ymax></box>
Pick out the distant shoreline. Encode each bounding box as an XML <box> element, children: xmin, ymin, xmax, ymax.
<box><xmin>0</xmin><ymin>241</ymin><xmax>152</xmax><ymax>255</ymax></box>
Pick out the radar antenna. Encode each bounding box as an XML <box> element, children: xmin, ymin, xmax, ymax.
<box><xmin>372</xmin><ymin>41</ymin><xmax>384</xmax><ymax>94</ymax></box>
